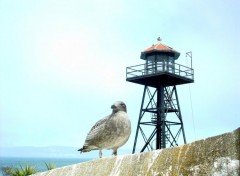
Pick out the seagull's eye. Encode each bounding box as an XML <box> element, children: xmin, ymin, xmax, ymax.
<box><xmin>120</xmin><ymin>103</ymin><xmax>125</xmax><ymax>107</ymax></box>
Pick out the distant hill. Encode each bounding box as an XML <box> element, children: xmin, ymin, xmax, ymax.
<box><xmin>0</xmin><ymin>146</ymin><xmax>132</xmax><ymax>158</ymax></box>
<box><xmin>0</xmin><ymin>146</ymin><xmax>80</xmax><ymax>158</ymax></box>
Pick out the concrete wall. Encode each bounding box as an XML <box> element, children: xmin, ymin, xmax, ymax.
<box><xmin>33</xmin><ymin>128</ymin><xmax>239</xmax><ymax>176</ymax></box>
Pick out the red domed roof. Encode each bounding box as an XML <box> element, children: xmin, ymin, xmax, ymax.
<box><xmin>141</xmin><ymin>43</ymin><xmax>180</xmax><ymax>60</ymax></box>
<box><xmin>144</xmin><ymin>43</ymin><xmax>177</xmax><ymax>52</ymax></box>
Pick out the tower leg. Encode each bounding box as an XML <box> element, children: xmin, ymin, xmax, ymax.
<box><xmin>173</xmin><ymin>85</ymin><xmax>187</xmax><ymax>144</ymax></box>
<box><xmin>156</xmin><ymin>85</ymin><xmax>164</xmax><ymax>149</ymax></box>
<box><xmin>132</xmin><ymin>86</ymin><xmax>147</xmax><ymax>154</ymax></box>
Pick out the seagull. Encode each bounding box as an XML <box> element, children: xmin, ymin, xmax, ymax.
<box><xmin>78</xmin><ymin>101</ymin><xmax>131</xmax><ymax>158</ymax></box>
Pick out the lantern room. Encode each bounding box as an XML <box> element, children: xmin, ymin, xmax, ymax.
<box><xmin>140</xmin><ymin>43</ymin><xmax>181</xmax><ymax>75</ymax></box>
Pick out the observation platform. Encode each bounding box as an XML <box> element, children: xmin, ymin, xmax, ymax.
<box><xmin>126</xmin><ymin>62</ymin><xmax>194</xmax><ymax>87</ymax></box>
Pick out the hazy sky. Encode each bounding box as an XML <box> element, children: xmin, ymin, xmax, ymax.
<box><xmin>0</xmin><ymin>0</ymin><xmax>240</xmax><ymax>154</ymax></box>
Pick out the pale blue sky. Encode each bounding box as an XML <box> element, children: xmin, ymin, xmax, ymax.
<box><xmin>0</xmin><ymin>0</ymin><xmax>240</xmax><ymax>154</ymax></box>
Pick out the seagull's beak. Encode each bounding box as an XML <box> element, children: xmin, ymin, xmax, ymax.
<box><xmin>111</xmin><ymin>104</ymin><xmax>116</xmax><ymax>109</ymax></box>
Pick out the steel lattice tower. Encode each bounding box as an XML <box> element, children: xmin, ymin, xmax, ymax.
<box><xmin>126</xmin><ymin>41</ymin><xmax>194</xmax><ymax>153</ymax></box>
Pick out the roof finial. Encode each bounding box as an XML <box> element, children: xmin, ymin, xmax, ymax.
<box><xmin>157</xmin><ymin>37</ymin><xmax>162</xmax><ymax>43</ymax></box>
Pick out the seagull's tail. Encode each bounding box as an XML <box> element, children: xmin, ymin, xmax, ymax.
<box><xmin>78</xmin><ymin>147</ymin><xmax>87</xmax><ymax>153</ymax></box>
<box><xmin>78</xmin><ymin>145</ymin><xmax>96</xmax><ymax>153</ymax></box>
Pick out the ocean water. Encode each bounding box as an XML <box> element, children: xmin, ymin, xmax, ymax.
<box><xmin>0</xmin><ymin>157</ymin><xmax>92</xmax><ymax>176</ymax></box>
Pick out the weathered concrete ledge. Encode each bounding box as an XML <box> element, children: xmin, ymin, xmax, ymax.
<box><xmin>33</xmin><ymin>128</ymin><xmax>239</xmax><ymax>176</ymax></box>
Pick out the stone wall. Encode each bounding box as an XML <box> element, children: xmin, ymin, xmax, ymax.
<box><xmin>33</xmin><ymin>128</ymin><xmax>239</xmax><ymax>176</ymax></box>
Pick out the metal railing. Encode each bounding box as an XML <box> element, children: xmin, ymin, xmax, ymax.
<box><xmin>126</xmin><ymin>61</ymin><xmax>194</xmax><ymax>80</ymax></box>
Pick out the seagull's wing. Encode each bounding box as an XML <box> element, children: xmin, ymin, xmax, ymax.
<box><xmin>84</xmin><ymin>115</ymin><xmax>110</xmax><ymax>144</ymax></box>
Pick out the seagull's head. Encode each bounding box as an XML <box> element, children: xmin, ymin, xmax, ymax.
<box><xmin>111</xmin><ymin>101</ymin><xmax>127</xmax><ymax>113</ymax></box>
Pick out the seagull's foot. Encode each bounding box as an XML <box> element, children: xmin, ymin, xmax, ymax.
<box><xmin>99</xmin><ymin>149</ymin><xmax>102</xmax><ymax>158</ymax></box>
<box><xmin>112</xmin><ymin>149</ymin><xmax>117</xmax><ymax>156</ymax></box>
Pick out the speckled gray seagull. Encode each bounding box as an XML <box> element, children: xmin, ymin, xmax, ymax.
<box><xmin>78</xmin><ymin>101</ymin><xmax>131</xmax><ymax>158</ymax></box>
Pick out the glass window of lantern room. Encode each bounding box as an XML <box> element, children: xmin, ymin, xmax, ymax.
<box><xmin>145</xmin><ymin>60</ymin><xmax>148</xmax><ymax>75</ymax></box>
<box><xmin>145</xmin><ymin>55</ymin><xmax>156</xmax><ymax>75</ymax></box>
<box><xmin>168</xmin><ymin>57</ymin><xmax>175</xmax><ymax>73</ymax></box>
<box><xmin>156</xmin><ymin>54</ymin><xmax>165</xmax><ymax>72</ymax></box>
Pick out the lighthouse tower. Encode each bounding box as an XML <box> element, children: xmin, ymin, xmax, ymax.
<box><xmin>126</xmin><ymin>40</ymin><xmax>194</xmax><ymax>153</ymax></box>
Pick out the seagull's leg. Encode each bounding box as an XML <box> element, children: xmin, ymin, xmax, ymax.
<box><xmin>99</xmin><ymin>149</ymin><xmax>102</xmax><ymax>158</ymax></box>
<box><xmin>113</xmin><ymin>149</ymin><xmax>117</xmax><ymax>156</ymax></box>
